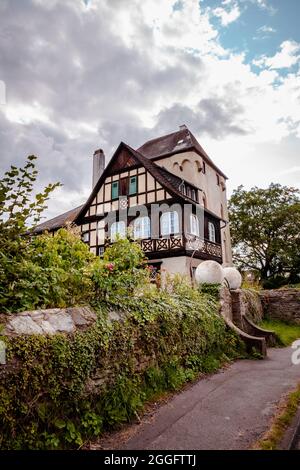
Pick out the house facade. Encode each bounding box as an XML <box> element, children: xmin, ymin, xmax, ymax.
<box><xmin>35</xmin><ymin>125</ymin><xmax>232</xmax><ymax>278</ymax></box>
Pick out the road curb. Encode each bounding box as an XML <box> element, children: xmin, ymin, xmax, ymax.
<box><xmin>279</xmin><ymin>406</ymin><xmax>300</xmax><ymax>450</ymax></box>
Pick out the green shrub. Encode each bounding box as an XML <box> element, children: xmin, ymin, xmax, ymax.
<box><xmin>0</xmin><ymin>227</ymin><xmax>97</xmax><ymax>312</ymax></box>
<box><xmin>0</xmin><ymin>282</ymin><xmax>244</xmax><ymax>449</ymax></box>
<box><xmin>198</xmin><ymin>283</ymin><xmax>221</xmax><ymax>299</ymax></box>
<box><xmin>91</xmin><ymin>237</ymin><xmax>150</xmax><ymax>302</ymax></box>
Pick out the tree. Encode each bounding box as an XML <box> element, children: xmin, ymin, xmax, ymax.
<box><xmin>0</xmin><ymin>155</ymin><xmax>61</xmax><ymax>311</ymax></box>
<box><xmin>228</xmin><ymin>183</ymin><xmax>300</xmax><ymax>285</ymax></box>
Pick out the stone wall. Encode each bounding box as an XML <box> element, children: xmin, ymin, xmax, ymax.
<box><xmin>219</xmin><ymin>287</ymin><xmax>275</xmax><ymax>356</ymax></box>
<box><xmin>260</xmin><ymin>289</ymin><xmax>300</xmax><ymax>325</ymax></box>
<box><xmin>0</xmin><ymin>306</ymin><xmax>96</xmax><ymax>336</ymax></box>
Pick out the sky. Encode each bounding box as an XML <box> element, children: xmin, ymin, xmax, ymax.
<box><xmin>0</xmin><ymin>0</ymin><xmax>299</xmax><ymax>219</ymax></box>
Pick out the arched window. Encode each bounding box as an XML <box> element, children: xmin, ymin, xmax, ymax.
<box><xmin>161</xmin><ymin>211</ymin><xmax>179</xmax><ymax>236</ymax></box>
<box><xmin>190</xmin><ymin>214</ymin><xmax>200</xmax><ymax>237</ymax></box>
<box><xmin>208</xmin><ymin>221</ymin><xmax>216</xmax><ymax>243</ymax></box>
<box><xmin>110</xmin><ymin>221</ymin><xmax>126</xmax><ymax>242</ymax></box>
<box><xmin>132</xmin><ymin>216</ymin><xmax>151</xmax><ymax>240</ymax></box>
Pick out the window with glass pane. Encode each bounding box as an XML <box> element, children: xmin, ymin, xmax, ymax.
<box><xmin>98</xmin><ymin>246</ymin><xmax>104</xmax><ymax>257</ymax></box>
<box><xmin>129</xmin><ymin>176</ymin><xmax>137</xmax><ymax>195</ymax></box>
<box><xmin>133</xmin><ymin>216</ymin><xmax>150</xmax><ymax>239</ymax></box>
<box><xmin>208</xmin><ymin>221</ymin><xmax>216</xmax><ymax>243</ymax></box>
<box><xmin>161</xmin><ymin>211</ymin><xmax>179</xmax><ymax>236</ymax></box>
<box><xmin>82</xmin><ymin>232</ymin><xmax>89</xmax><ymax>243</ymax></box>
<box><xmin>190</xmin><ymin>214</ymin><xmax>199</xmax><ymax>236</ymax></box>
<box><xmin>111</xmin><ymin>181</ymin><xmax>119</xmax><ymax>199</ymax></box>
<box><xmin>111</xmin><ymin>221</ymin><xmax>126</xmax><ymax>241</ymax></box>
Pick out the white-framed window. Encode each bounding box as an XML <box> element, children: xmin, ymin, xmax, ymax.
<box><xmin>190</xmin><ymin>214</ymin><xmax>200</xmax><ymax>236</ymax></box>
<box><xmin>110</xmin><ymin>221</ymin><xmax>126</xmax><ymax>242</ymax></box>
<box><xmin>208</xmin><ymin>221</ymin><xmax>216</xmax><ymax>243</ymax></box>
<box><xmin>132</xmin><ymin>216</ymin><xmax>151</xmax><ymax>240</ymax></box>
<box><xmin>161</xmin><ymin>211</ymin><xmax>179</xmax><ymax>236</ymax></box>
<box><xmin>82</xmin><ymin>232</ymin><xmax>90</xmax><ymax>243</ymax></box>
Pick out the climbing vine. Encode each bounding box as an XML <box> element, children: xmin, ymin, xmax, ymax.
<box><xmin>0</xmin><ymin>277</ymin><xmax>244</xmax><ymax>450</ymax></box>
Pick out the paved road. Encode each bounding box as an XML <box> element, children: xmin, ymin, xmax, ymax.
<box><xmin>122</xmin><ymin>348</ymin><xmax>300</xmax><ymax>450</ymax></box>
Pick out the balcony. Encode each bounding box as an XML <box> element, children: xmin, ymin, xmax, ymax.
<box><xmin>104</xmin><ymin>233</ymin><xmax>222</xmax><ymax>261</ymax></box>
<box><xmin>137</xmin><ymin>233</ymin><xmax>222</xmax><ymax>260</ymax></box>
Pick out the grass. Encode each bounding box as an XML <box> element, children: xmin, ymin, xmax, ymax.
<box><xmin>260</xmin><ymin>319</ymin><xmax>300</xmax><ymax>346</ymax></box>
<box><xmin>255</xmin><ymin>384</ymin><xmax>300</xmax><ymax>450</ymax></box>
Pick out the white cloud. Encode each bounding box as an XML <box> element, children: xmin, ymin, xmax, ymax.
<box><xmin>258</xmin><ymin>25</ymin><xmax>276</xmax><ymax>34</ymax></box>
<box><xmin>253</xmin><ymin>40</ymin><xmax>300</xmax><ymax>69</ymax></box>
<box><xmin>278</xmin><ymin>166</ymin><xmax>300</xmax><ymax>176</ymax></box>
<box><xmin>212</xmin><ymin>3</ymin><xmax>241</xmax><ymax>26</ymax></box>
<box><xmin>251</xmin><ymin>0</ymin><xmax>277</xmax><ymax>15</ymax></box>
<box><xmin>0</xmin><ymin>0</ymin><xmax>299</xmax><ymax>220</ymax></box>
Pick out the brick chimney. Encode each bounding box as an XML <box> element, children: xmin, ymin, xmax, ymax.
<box><xmin>92</xmin><ymin>148</ymin><xmax>105</xmax><ymax>188</ymax></box>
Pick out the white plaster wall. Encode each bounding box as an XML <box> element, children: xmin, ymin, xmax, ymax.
<box><xmin>159</xmin><ymin>256</ymin><xmax>203</xmax><ymax>277</ymax></box>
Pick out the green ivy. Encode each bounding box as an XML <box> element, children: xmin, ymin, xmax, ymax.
<box><xmin>0</xmin><ymin>279</ymin><xmax>245</xmax><ymax>450</ymax></box>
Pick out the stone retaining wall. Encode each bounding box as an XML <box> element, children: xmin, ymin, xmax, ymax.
<box><xmin>259</xmin><ymin>289</ymin><xmax>300</xmax><ymax>325</ymax></box>
<box><xmin>0</xmin><ymin>306</ymin><xmax>96</xmax><ymax>336</ymax></box>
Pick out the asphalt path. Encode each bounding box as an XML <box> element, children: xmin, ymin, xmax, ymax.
<box><xmin>122</xmin><ymin>347</ymin><xmax>300</xmax><ymax>450</ymax></box>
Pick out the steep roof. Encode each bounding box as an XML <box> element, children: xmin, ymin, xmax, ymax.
<box><xmin>33</xmin><ymin>205</ymin><xmax>83</xmax><ymax>234</ymax></box>
<box><xmin>35</xmin><ymin>127</ymin><xmax>226</xmax><ymax>232</ymax></box>
<box><xmin>137</xmin><ymin>126</ymin><xmax>227</xmax><ymax>179</ymax></box>
<box><xmin>76</xmin><ymin>141</ymin><xmax>205</xmax><ymax>223</ymax></box>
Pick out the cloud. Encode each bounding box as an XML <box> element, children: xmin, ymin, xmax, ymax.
<box><xmin>211</xmin><ymin>2</ymin><xmax>241</xmax><ymax>26</ymax></box>
<box><xmin>253</xmin><ymin>40</ymin><xmax>300</xmax><ymax>69</ymax></box>
<box><xmin>258</xmin><ymin>25</ymin><xmax>276</xmax><ymax>34</ymax></box>
<box><xmin>251</xmin><ymin>0</ymin><xmax>277</xmax><ymax>15</ymax></box>
<box><xmin>277</xmin><ymin>166</ymin><xmax>300</xmax><ymax>176</ymax></box>
<box><xmin>0</xmin><ymin>0</ymin><xmax>299</xmax><ymax>219</ymax></box>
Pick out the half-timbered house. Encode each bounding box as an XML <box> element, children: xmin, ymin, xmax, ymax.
<box><xmin>35</xmin><ymin>125</ymin><xmax>232</xmax><ymax>278</ymax></box>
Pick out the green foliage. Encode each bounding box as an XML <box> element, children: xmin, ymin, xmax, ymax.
<box><xmin>0</xmin><ymin>227</ymin><xmax>97</xmax><ymax>312</ymax></box>
<box><xmin>260</xmin><ymin>319</ymin><xmax>300</xmax><ymax>346</ymax></box>
<box><xmin>0</xmin><ymin>158</ymin><xmax>246</xmax><ymax>449</ymax></box>
<box><xmin>91</xmin><ymin>237</ymin><xmax>150</xmax><ymax>302</ymax></box>
<box><xmin>0</xmin><ymin>156</ymin><xmax>64</xmax><ymax>312</ymax></box>
<box><xmin>256</xmin><ymin>384</ymin><xmax>300</xmax><ymax>450</ymax></box>
<box><xmin>229</xmin><ymin>183</ymin><xmax>300</xmax><ymax>285</ymax></box>
<box><xmin>198</xmin><ymin>283</ymin><xmax>221</xmax><ymax>299</ymax></box>
<box><xmin>0</xmin><ymin>280</ymin><xmax>243</xmax><ymax>449</ymax></box>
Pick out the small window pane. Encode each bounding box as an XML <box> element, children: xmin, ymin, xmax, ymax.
<box><xmin>208</xmin><ymin>222</ymin><xmax>216</xmax><ymax>243</ymax></box>
<box><xmin>111</xmin><ymin>181</ymin><xmax>119</xmax><ymax>199</ymax></box>
<box><xmin>82</xmin><ymin>232</ymin><xmax>90</xmax><ymax>243</ymax></box>
<box><xmin>129</xmin><ymin>176</ymin><xmax>137</xmax><ymax>195</ymax></box>
<box><xmin>190</xmin><ymin>215</ymin><xmax>199</xmax><ymax>236</ymax></box>
<box><xmin>132</xmin><ymin>216</ymin><xmax>151</xmax><ymax>239</ymax></box>
<box><xmin>111</xmin><ymin>221</ymin><xmax>126</xmax><ymax>242</ymax></box>
<box><xmin>161</xmin><ymin>211</ymin><xmax>179</xmax><ymax>236</ymax></box>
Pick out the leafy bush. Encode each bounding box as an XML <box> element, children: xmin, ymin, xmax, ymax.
<box><xmin>0</xmin><ymin>156</ymin><xmax>63</xmax><ymax>312</ymax></box>
<box><xmin>0</xmin><ymin>279</ymin><xmax>244</xmax><ymax>449</ymax></box>
<box><xmin>0</xmin><ymin>157</ymin><xmax>245</xmax><ymax>449</ymax></box>
<box><xmin>198</xmin><ymin>283</ymin><xmax>221</xmax><ymax>299</ymax></box>
<box><xmin>1</xmin><ymin>226</ymin><xmax>97</xmax><ymax>312</ymax></box>
<box><xmin>91</xmin><ymin>237</ymin><xmax>150</xmax><ymax>302</ymax></box>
